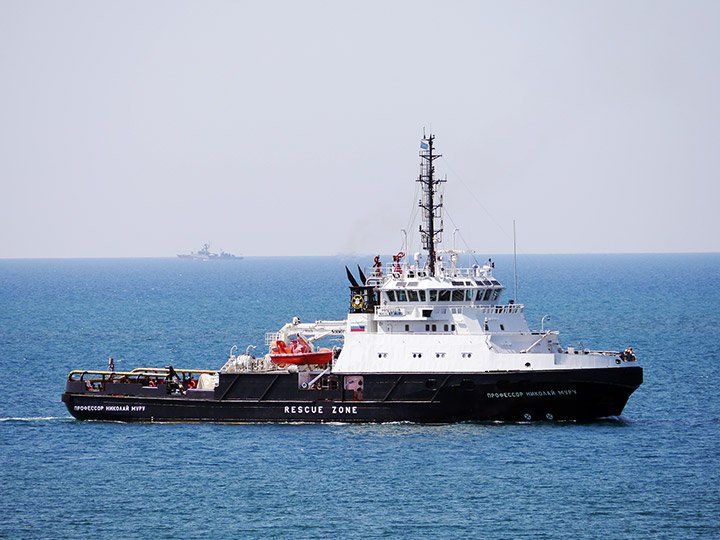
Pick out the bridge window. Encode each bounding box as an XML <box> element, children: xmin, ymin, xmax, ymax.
<box><xmin>476</xmin><ymin>289</ymin><xmax>486</xmax><ymax>301</ymax></box>
<box><xmin>408</xmin><ymin>290</ymin><xmax>419</xmax><ymax>302</ymax></box>
<box><xmin>451</xmin><ymin>290</ymin><xmax>464</xmax><ymax>302</ymax></box>
<box><xmin>418</xmin><ymin>290</ymin><xmax>426</xmax><ymax>302</ymax></box>
<box><xmin>492</xmin><ymin>289</ymin><xmax>501</xmax><ymax>301</ymax></box>
<box><xmin>439</xmin><ymin>290</ymin><xmax>451</xmax><ymax>302</ymax></box>
<box><xmin>483</xmin><ymin>289</ymin><xmax>493</xmax><ymax>301</ymax></box>
<box><xmin>386</xmin><ymin>291</ymin><xmax>396</xmax><ymax>302</ymax></box>
<box><xmin>466</xmin><ymin>290</ymin><xmax>474</xmax><ymax>301</ymax></box>
<box><xmin>397</xmin><ymin>290</ymin><xmax>407</xmax><ymax>302</ymax></box>
<box><xmin>429</xmin><ymin>290</ymin><xmax>438</xmax><ymax>302</ymax></box>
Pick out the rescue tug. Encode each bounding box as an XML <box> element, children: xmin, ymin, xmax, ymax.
<box><xmin>62</xmin><ymin>134</ymin><xmax>642</xmax><ymax>423</ymax></box>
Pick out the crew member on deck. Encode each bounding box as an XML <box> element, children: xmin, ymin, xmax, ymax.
<box><xmin>621</xmin><ymin>347</ymin><xmax>636</xmax><ymax>362</ymax></box>
<box><xmin>108</xmin><ymin>357</ymin><xmax>115</xmax><ymax>371</ymax></box>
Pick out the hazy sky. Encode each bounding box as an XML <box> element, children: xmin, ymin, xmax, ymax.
<box><xmin>2</xmin><ymin>1</ymin><xmax>718</xmax><ymax>258</ymax></box>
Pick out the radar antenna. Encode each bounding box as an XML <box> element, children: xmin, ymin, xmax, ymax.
<box><xmin>417</xmin><ymin>133</ymin><xmax>445</xmax><ymax>276</ymax></box>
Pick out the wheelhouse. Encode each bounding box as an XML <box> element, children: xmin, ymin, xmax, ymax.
<box><xmin>381</xmin><ymin>283</ymin><xmax>505</xmax><ymax>305</ymax></box>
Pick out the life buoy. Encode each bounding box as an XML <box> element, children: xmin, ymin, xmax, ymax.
<box><xmin>351</xmin><ymin>294</ymin><xmax>364</xmax><ymax>310</ymax></box>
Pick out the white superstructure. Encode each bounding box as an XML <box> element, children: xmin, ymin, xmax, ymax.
<box><xmin>237</xmin><ymin>133</ymin><xmax>636</xmax><ymax>378</ymax></box>
<box><xmin>334</xmin><ymin>254</ymin><xmax>622</xmax><ymax>373</ymax></box>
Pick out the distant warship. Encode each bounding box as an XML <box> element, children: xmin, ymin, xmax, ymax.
<box><xmin>177</xmin><ymin>243</ymin><xmax>241</xmax><ymax>260</ymax></box>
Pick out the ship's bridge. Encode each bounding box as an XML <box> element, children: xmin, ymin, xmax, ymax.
<box><xmin>351</xmin><ymin>258</ymin><xmax>530</xmax><ymax>335</ymax></box>
<box><xmin>371</xmin><ymin>258</ymin><xmax>506</xmax><ymax>308</ymax></box>
<box><xmin>379</xmin><ymin>277</ymin><xmax>504</xmax><ymax>305</ymax></box>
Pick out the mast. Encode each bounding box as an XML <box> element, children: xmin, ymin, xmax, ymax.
<box><xmin>417</xmin><ymin>133</ymin><xmax>445</xmax><ymax>276</ymax></box>
<box><xmin>513</xmin><ymin>219</ymin><xmax>518</xmax><ymax>303</ymax></box>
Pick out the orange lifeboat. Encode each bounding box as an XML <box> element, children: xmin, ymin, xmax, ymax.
<box><xmin>270</xmin><ymin>336</ymin><xmax>333</xmax><ymax>366</ymax></box>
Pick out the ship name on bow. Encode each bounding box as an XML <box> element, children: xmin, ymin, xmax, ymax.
<box><xmin>487</xmin><ymin>389</ymin><xmax>578</xmax><ymax>399</ymax></box>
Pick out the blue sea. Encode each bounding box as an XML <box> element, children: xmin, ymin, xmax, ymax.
<box><xmin>1</xmin><ymin>254</ymin><xmax>718</xmax><ymax>539</ymax></box>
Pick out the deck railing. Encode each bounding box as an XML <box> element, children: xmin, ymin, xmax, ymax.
<box><xmin>366</xmin><ymin>264</ymin><xmax>494</xmax><ymax>281</ymax></box>
<box><xmin>375</xmin><ymin>303</ymin><xmax>524</xmax><ymax>317</ymax></box>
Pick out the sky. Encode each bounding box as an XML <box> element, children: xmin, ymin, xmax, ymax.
<box><xmin>1</xmin><ymin>0</ymin><xmax>719</xmax><ymax>258</ymax></box>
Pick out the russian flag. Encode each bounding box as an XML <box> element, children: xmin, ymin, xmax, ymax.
<box><xmin>350</xmin><ymin>325</ymin><xmax>365</xmax><ymax>332</ymax></box>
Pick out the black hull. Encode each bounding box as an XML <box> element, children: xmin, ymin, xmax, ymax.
<box><xmin>62</xmin><ymin>367</ymin><xmax>642</xmax><ymax>423</ymax></box>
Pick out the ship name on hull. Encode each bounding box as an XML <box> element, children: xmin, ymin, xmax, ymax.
<box><xmin>487</xmin><ymin>389</ymin><xmax>577</xmax><ymax>399</ymax></box>
<box><xmin>73</xmin><ymin>405</ymin><xmax>146</xmax><ymax>412</ymax></box>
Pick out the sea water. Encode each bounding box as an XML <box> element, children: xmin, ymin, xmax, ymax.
<box><xmin>0</xmin><ymin>254</ymin><xmax>718</xmax><ymax>539</ymax></box>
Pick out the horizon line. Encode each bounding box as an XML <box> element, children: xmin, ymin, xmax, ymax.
<box><xmin>1</xmin><ymin>251</ymin><xmax>719</xmax><ymax>261</ymax></box>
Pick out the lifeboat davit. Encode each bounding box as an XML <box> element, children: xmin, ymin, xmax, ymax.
<box><xmin>270</xmin><ymin>337</ymin><xmax>332</xmax><ymax>366</ymax></box>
